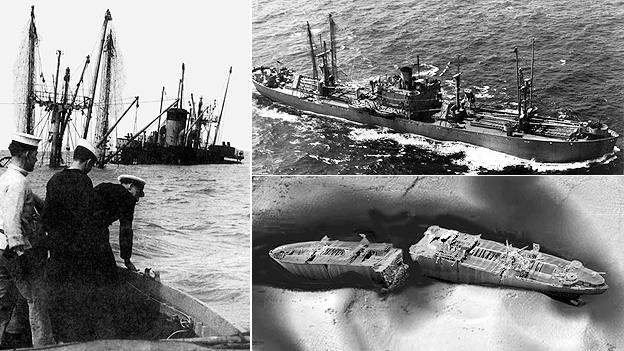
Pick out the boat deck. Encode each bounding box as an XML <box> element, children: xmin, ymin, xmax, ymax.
<box><xmin>271</xmin><ymin>240</ymin><xmax>397</xmax><ymax>268</ymax></box>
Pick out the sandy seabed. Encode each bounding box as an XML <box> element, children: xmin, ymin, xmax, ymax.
<box><xmin>252</xmin><ymin>176</ymin><xmax>623</xmax><ymax>351</ymax></box>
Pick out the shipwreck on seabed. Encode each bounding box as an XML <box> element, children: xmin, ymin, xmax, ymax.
<box><xmin>269</xmin><ymin>234</ymin><xmax>409</xmax><ymax>292</ymax></box>
<box><xmin>409</xmin><ymin>226</ymin><xmax>608</xmax><ymax>299</ymax></box>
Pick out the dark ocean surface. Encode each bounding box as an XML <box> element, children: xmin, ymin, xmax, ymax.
<box><xmin>0</xmin><ymin>153</ymin><xmax>250</xmax><ymax>331</ymax></box>
<box><xmin>252</xmin><ymin>0</ymin><xmax>624</xmax><ymax>174</ymax></box>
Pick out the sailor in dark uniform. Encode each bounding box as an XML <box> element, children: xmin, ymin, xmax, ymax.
<box><xmin>41</xmin><ymin>138</ymin><xmax>116</xmax><ymax>342</ymax></box>
<box><xmin>93</xmin><ymin>174</ymin><xmax>146</xmax><ymax>274</ymax></box>
<box><xmin>42</xmin><ymin>138</ymin><xmax>99</xmax><ymax>283</ymax></box>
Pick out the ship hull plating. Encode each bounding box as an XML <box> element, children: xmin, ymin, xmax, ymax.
<box><xmin>113</xmin><ymin>144</ymin><xmax>243</xmax><ymax>165</ymax></box>
<box><xmin>413</xmin><ymin>255</ymin><xmax>605</xmax><ymax>297</ymax></box>
<box><xmin>254</xmin><ymin>82</ymin><xmax>618</xmax><ymax>163</ymax></box>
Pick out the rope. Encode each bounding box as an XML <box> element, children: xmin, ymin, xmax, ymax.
<box><xmin>166</xmin><ymin>329</ymin><xmax>189</xmax><ymax>340</ymax></box>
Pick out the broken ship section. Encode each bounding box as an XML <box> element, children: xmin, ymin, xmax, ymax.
<box><xmin>409</xmin><ymin>226</ymin><xmax>608</xmax><ymax>297</ymax></box>
<box><xmin>269</xmin><ymin>236</ymin><xmax>409</xmax><ymax>292</ymax></box>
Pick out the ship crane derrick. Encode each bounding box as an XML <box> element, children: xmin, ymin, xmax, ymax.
<box><xmin>17</xmin><ymin>7</ymin><xmax>134</xmax><ymax>168</ymax></box>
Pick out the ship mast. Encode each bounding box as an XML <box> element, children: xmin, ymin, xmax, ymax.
<box><xmin>24</xmin><ymin>6</ymin><xmax>38</xmax><ymax>134</ymax></box>
<box><xmin>59</xmin><ymin>56</ymin><xmax>90</xmax><ymax>148</ymax></box>
<box><xmin>48</xmin><ymin>51</ymin><xmax>63</xmax><ymax>167</ymax></box>
<box><xmin>156</xmin><ymin>86</ymin><xmax>165</xmax><ymax>144</ymax></box>
<box><xmin>212</xmin><ymin>67</ymin><xmax>232</xmax><ymax>146</ymax></box>
<box><xmin>83</xmin><ymin>9</ymin><xmax>112</xmax><ymax>139</ymax></box>
<box><xmin>49</xmin><ymin>67</ymin><xmax>71</xmax><ymax>168</ymax></box>
<box><xmin>328</xmin><ymin>14</ymin><xmax>337</xmax><ymax>80</ymax></box>
<box><xmin>177</xmin><ymin>63</ymin><xmax>185</xmax><ymax>109</ymax></box>
<box><xmin>321</xmin><ymin>41</ymin><xmax>330</xmax><ymax>84</ymax></box>
<box><xmin>530</xmin><ymin>38</ymin><xmax>535</xmax><ymax>109</ymax></box>
<box><xmin>513</xmin><ymin>46</ymin><xmax>521</xmax><ymax>117</ymax></box>
<box><xmin>306</xmin><ymin>22</ymin><xmax>318</xmax><ymax>80</ymax></box>
<box><xmin>94</xmin><ymin>32</ymin><xmax>115</xmax><ymax>167</ymax></box>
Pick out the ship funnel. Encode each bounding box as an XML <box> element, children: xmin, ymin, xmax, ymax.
<box><xmin>165</xmin><ymin>108</ymin><xmax>188</xmax><ymax>146</ymax></box>
<box><xmin>399</xmin><ymin>66</ymin><xmax>413</xmax><ymax>90</ymax></box>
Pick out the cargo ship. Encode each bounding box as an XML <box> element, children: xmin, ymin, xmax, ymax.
<box><xmin>12</xmin><ymin>7</ymin><xmax>243</xmax><ymax>168</ymax></box>
<box><xmin>253</xmin><ymin>15</ymin><xmax>619</xmax><ymax>163</ymax></box>
<box><xmin>269</xmin><ymin>235</ymin><xmax>409</xmax><ymax>292</ymax></box>
<box><xmin>409</xmin><ymin>226</ymin><xmax>608</xmax><ymax>298</ymax></box>
<box><xmin>108</xmin><ymin>66</ymin><xmax>244</xmax><ymax>166</ymax></box>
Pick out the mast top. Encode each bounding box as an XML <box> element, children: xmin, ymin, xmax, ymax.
<box><xmin>105</xmin><ymin>9</ymin><xmax>112</xmax><ymax>21</ymax></box>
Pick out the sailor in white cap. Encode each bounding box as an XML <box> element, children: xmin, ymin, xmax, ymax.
<box><xmin>41</xmin><ymin>138</ymin><xmax>110</xmax><ymax>341</ymax></box>
<box><xmin>93</xmin><ymin>174</ymin><xmax>146</xmax><ymax>274</ymax></box>
<box><xmin>0</xmin><ymin>132</ymin><xmax>55</xmax><ymax>347</ymax></box>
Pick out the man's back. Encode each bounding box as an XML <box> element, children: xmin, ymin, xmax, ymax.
<box><xmin>93</xmin><ymin>182</ymin><xmax>136</xmax><ymax>228</ymax></box>
<box><xmin>42</xmin><ymin>168</ymin><xmax>95</xmax><ymax>253</ymax></box>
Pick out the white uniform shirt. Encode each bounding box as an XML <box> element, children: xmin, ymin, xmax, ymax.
<box><xmin>0</xmin><ymin>164</ymin><xmax>35</xmax><ymax>252</ymax></box>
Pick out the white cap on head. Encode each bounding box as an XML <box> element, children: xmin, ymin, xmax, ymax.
<box><xmin>76</xmin><ymin>138</ymin><xmax>99</xmax><ymax>159</ymax></box>
<box><xmin>12</xmin><ymin>132</ymin><xmax>41</xmax><ymax>147</ymax></box>
<box><xmin>118</xmin><ymin>174</ymin><xmax>146</xmax><ymax>187</ymax></box>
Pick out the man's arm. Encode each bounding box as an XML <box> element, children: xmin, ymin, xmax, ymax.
<box><xmin>32</xmin><ymin>193</ymin><xmax>44</xmax><ymax>213</ymax></box>
<box><xmin>2</xmin><ymin>180</ymin><xmax>30</xmax><ymax>254</ymax></box>
<box><xmin>119</xmin><ymin>219</ymin><xmax>136</xmax><ymax>271</ymax></box>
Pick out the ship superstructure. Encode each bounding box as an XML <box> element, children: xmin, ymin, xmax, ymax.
<box><xmin>409</xmin><ymin>226</ymin><xmax>608</xmax><ymax>297</ymax></box>
<box><xmin>269</xmin><ymin>235</ymin><xmax>409</xmax><ymax>292</ymax></box>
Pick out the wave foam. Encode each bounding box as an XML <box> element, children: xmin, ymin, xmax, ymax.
<box><xmin>254</xmin><ymin>105</ymin><xmax>299</xmax><ymax>123</ymax></box>
<box><xmin>348</xmin><ymin>127</ymin><xmax>619</xmax><ymax>173</ymax></box>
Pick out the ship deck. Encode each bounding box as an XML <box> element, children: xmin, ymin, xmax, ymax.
<box><xmin>271</xmin><ymin>240</ymin><xmax>398</xmax><ymax>268</ymax></box>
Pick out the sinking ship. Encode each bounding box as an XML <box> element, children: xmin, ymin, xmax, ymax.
<box><xmin>269</xmin><ymin>235</ymin><xmax>409</xmax><ymax>292</ymax></box>
<box><xmin>409</xmin><ymin>226</ymin><xmax>608</xmax><ymax>298</ymax></box>
<box><xmin>253</xmin><ymin>15</ymin><xmax>619</xmax><ymax>163</ymax></box>
<box><xmin>111</xmin><ymin>66</ymin><xmax>244</xmax><ymax>166</ymax></box>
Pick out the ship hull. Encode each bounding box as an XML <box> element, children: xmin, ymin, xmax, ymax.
<box><xmin>412</xmin><ymin>255</ymin><xmax>605</xmax><ymax>297</ymax></box>
<box><xmin>254</xmin><ymin>81</ymin><xmax>618</xmax><ymax>163</ymax></box>
<box><xmin>409</xmin><ymin>227</ymin><xmax>607</xmax><ymax>297</ymax></box>
<box><xmin>273</xmin><ymin>260</ymin><xmax>385</xmax><ymax>285</ymax></box>
<box><xmin>112</xmin><ymin>144</ymin><xmax>243</xmax><ymax>165</ymax></box>
<box><xmin>269</xmin><ymin>239</ymin><xmax>408</xmax><ymax>291</ymax></box>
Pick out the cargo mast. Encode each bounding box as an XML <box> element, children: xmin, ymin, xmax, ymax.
<box><xmin>513</xmin><ymin>46</ymin><xmax>521</xmax><ymax>117</ymax></box>
<box><xmin>24</xmin><ymin>6</ymin><xmax>38</xmax><ymax>135</ymax></box>
<box><xmin>212</xmin><ymin>67</ymin><xmax>232</xmax><ymax>146</ymax></box>
<box><xmin>329</xmin><ymin>14</ymin><xmax>337</xmax><ymax>80</ymax></box>
<box><xmin>94</xmin><ymin>32</ymin><xmax>116</xmax><ymax>167</ymax></box>
<box><xmin>83</xmin><ymin>9</ymin><xmax>112</xmax><ymax>138</ymax></box>
<box><xmin>306</xmin><ymin>22</ymin><xmax>318</xmax><ymax>80</ymax></box>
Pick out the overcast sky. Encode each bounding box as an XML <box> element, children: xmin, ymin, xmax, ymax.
<box><xmin>0</xmin><ymin>0</ymin><xmax>251</xmax><ymax>151</ymax></box>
